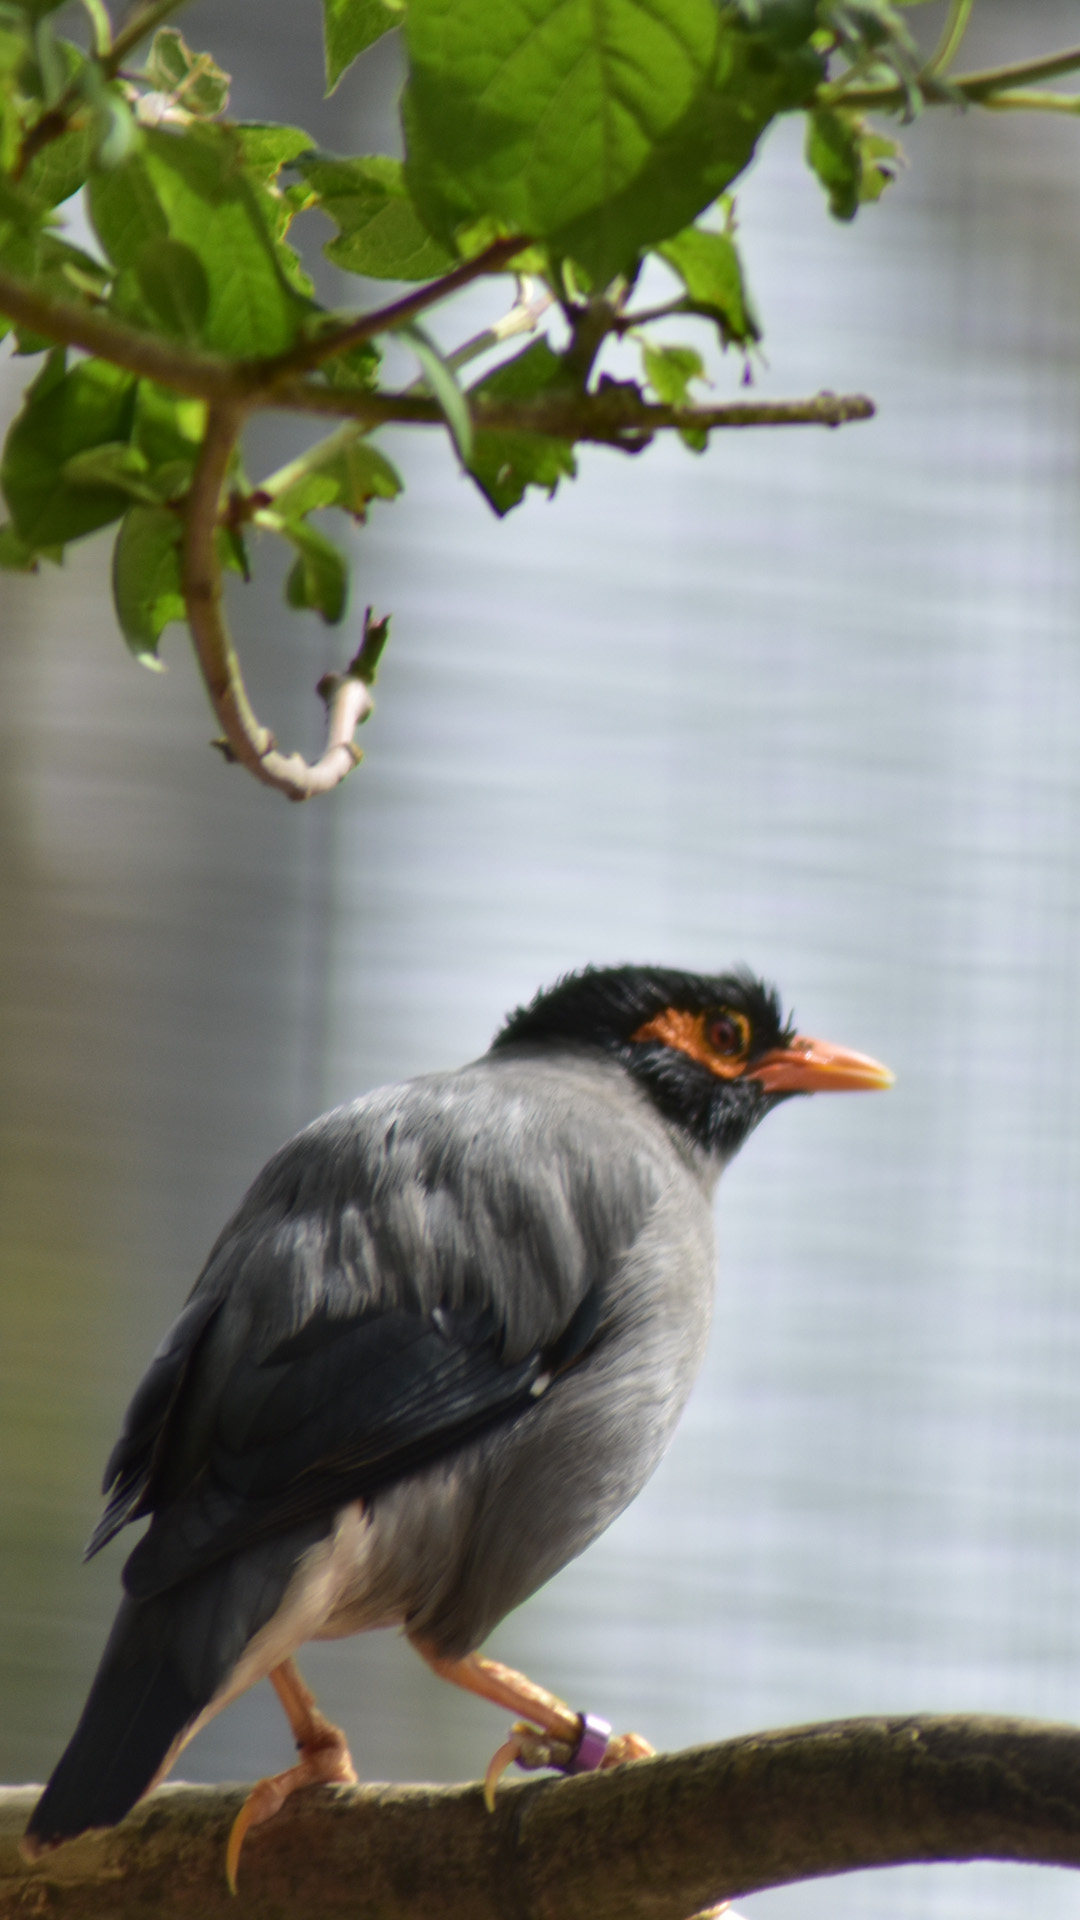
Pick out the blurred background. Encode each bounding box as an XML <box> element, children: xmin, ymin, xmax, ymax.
<box><xmin>3</xmin><ymin>3</ymin><xmax>1080</xmax><ymax>1914</ymax></box>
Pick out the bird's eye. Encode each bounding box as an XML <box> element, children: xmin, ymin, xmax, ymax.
<box><xmin>705</xmin><ymin>1010</ymin><xmax>749</xmax><ymax>1059</ymax></box>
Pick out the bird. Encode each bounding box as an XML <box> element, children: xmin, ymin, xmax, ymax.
<box><xmin>22</xmin><ymin>964</ymin><xmax>892</xmax><ymax>1885</ymax></box>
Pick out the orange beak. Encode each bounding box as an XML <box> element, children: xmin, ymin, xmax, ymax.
<box><xmin>748</xmin><ymin>1034</ymin><xmax>894</xmax><ymax>1094</ymax></box>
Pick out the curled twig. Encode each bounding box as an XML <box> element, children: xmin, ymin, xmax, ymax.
<box><xmin>183</xmin><ymin>404</ymin><xmax>389</xmax><ymax>801</ymax></box>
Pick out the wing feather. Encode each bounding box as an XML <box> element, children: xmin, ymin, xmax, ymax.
<box><xmin>122</xmin><ymin>1298</ymin><xmax>599</xmax><ymax>1600</ymax></box>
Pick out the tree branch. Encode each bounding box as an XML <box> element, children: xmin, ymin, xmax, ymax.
<box><xmin>0</xmin><ymin>270</ymin><xmax>872</xmax><ymax>446</ymax></box>
<box><xmin>835</xmin><ymin>42</ymin><xmax>1080</xmax><ymax>110</ymax></box>
<box><xmin>181</xmin><ymin>404</ymin><xmax>387</xmax><ymax>801</ymax></box>
<box><xmin>0</xmin><ymin>265</ymin><xmax>240</xmax><ymax>397</ymax></box>
<box><xmin>269</xmin><ymin>386</ymin><xmax>877</xmax><ymax>441</ymax></box>
<box><xmin>5</xmin><ymin>1716</ymin><xmax>1080</xmax><ymax>1918</ymax></box>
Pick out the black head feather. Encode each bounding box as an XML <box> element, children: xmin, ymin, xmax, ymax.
<box><xmin>492</xmin><ymin>964</ymin><xmax>795</xmax><ymax>1156</ymax></box>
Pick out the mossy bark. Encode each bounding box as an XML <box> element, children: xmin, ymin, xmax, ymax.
<box><xmin>5</xmin><ymin>1716</ymin><xmax>1080</xmax><ymax>1919</ymax></box>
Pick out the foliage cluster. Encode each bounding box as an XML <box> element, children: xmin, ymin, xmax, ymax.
<box><xmin>0</xmin><ymin>0</ymin><xmax>1075</xmax><ymax>795</ymax></box>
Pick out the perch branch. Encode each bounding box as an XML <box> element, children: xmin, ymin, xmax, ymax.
<box><xmin>5</xmin><ymin>1715</ymin><xmax>1080</xmax><ymax>1919</ymax></box>
<box><xmin>182</xmin><ymin>404</ymin><xmax>388</xmax><ymax>801</ymax></box>
<box><xmin>269</xmin><ymin>386</ymin><xmax>877</xmax><ymax>439</ymax></box>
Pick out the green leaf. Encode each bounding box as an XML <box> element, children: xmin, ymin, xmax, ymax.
<box><xmin>33</xmin><ymin>12</ymin><xmax>66</xmax><ymax>102</ymax></box>
<box><xmin>297</xmin><ymin>151</ymin><xmax>456</xmax><ymax>281</ymax></box>
<box><xmin>805</xmin><ymin>106</ymin><xmax>859</xmax><ymax>220</ymax></box>
<box><xmin>236</xmin><ymin>122</ymin><xmax>314</xmax><ymax>182</ymax></box>
<box><xmin>25</xmin><ymin>343</ymin><xmax>67</xmax><ymax>398</ymax></box>
<box><xmin>322</xmin><ymin>0</ymin><xmax>402</xmax><ymax>92</ymax></box>
<box><xmin>89</xmin><ymin>124</ymin><xmax>310</xmax><ymax>354</ymax></box>
<box><xmin>805</xmin><ymin>106</ymin><xmax>901</xmax><ymax>221</ymax></box>
<box><xmin>468</xmin><ymin>338</ymin><xmax>576</xmax><ymax>516</ymax></box>
<box><xmin>144</xmin><ymin>26</ymin><xmax>197</xmax><ymax>91</ymax></box>
<box><xmin>268</xmin><ymin>432</ymin><xmax>402</xmax><ymax>520</ymax></box>
<box><xmin>134</xmin><ymin>235</ymin><xmax>210</xmax><ymax>341</ymax></box>
<box><xmin>21</xmin><ymin>124</ymin><xmax>93</xmax><ymax>208</ymax></box>
<box><xmin>641</xmin><ymin>340</ymin><xmax>704</xmax><ymax>406</ymax></box>
<box><xmin>1</xmin><ymin>356</ymin><xmax>137</xmax><ymax>547</ymax></box>
<box><xmin>281</xmin><ymin>518</ymin><xmax>349</xmax><ymax>623</ymax></box>
<box><xmin>144</xmin><ymin>29</ymin><xmax>231</xmax><ymax>117</ymax></box>
<box><xmin>656</xmin><ymin>221</ymin><xmax>760</xmax><ymax>345</ymax></box>
<box><xmin>321</xmin><ymin>338</ymin><xmax>383</xmax><ymax>390</ymax></box>
<box><xmin>400</xmin><ymin>321</ymin><xmax>473</xmax><ymax>467</ymax></box>
<box><xmin>0</xmin><ymin>230</ymin><xmax>111</xmax><ymax>355</ymax></box>
<box><xmin>857</xmin><ymin>126</ymin><xmax>904</xmax><ymax>206</ymax></box>
<box><xmin>93</xmin><ymin>90</ymin><xmax>138</xmax><ymax>170</ymax></box>
<box><xmin>131</xmin><ymin>381</ymin><xmax>206</xmax><ymax>470</ymax></box>
<box><xmin>62</xmin><ymin>438</ymin><xmax>158</xmax><ymax>500</ymax></box>
<box><xmin>0</xmin><ymin>521</ymin><xmax>40</xmax><ymax>570</ymax></box>
<box><xmin>37</xmin><ymin>232</ymin><xmax>113</xmax><ymax>303</ymax></box>
<box><xmin>235</xmin><ymin>123</ymin><xmax>317</xmax><ymax>298</ymax></box>
<box><xmin>111</xmin><ymin>503</ymin><xmax>184</xmax><ymax>663</ymax></box>
<box><xmin>403</xmin><ymin>0</ymin><xmax>823</xmax><ymax>284</ymax></box>
<box><xmin>640</xmin><ymin>339</ymin><xmax>708</xmax><ymax>449</ymax></box>
<box><xmin>216</xmin><ymin>524</ymin><xmax>249</xmax><ymax>579</ymax></box>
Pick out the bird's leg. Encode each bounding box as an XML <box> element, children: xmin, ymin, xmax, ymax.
<box><xmin>224</xmin><ymin>1658</ymin><xmax>357</xmax><ymax>1894</ymax></box>
<box><xmin>415</xmin><ymin>1644</ymin><xmax>653</xmax><ymax>1808</ymax></box>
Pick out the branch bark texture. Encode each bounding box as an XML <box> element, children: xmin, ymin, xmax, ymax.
<box><xmin>4</xmin><ymin>1715</ymin><xmax>1080</xmax><ymax>1920</ymax></box>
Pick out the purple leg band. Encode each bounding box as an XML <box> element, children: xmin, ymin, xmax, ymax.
<box><xmin>564</xmin><ymin>1712</ymin><xmax>612</xmax><ymax>1774</ymax></box>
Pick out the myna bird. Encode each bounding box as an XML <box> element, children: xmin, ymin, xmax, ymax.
<box><xmin>22</xmin><ymin>965</ymin><xmax>892</xmax><ymax>1883</ymax></box>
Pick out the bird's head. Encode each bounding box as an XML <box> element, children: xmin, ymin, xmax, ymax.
<box><xmin>493</xmin><ymin>965</ymin><xmax>893</xmax><ymax>1158</ymax></box>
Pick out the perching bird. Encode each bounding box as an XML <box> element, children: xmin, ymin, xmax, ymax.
<box><xmin>23</xmin><ymin>965</ymin><xmax>891</xmax><ymax>1883</ymax></box>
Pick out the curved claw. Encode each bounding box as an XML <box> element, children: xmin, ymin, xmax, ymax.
<box><xmin>224</xmin><ymin>1739</ymin><xmax>357</xmax><ymax>1892</ymax></box>
<box><xmin>482</xmin><ymin>1719</ymin><xmax>654</xmax><ymax>1810</ymax></box>
<box><xmin>226</xmin><ymin>1779</ymin><xmax>286</xmax><ymax>1897</ymax></box>
<box><xmin>483</xmin><ymin>1720</ymin><xmax>579</xmax><ymax>1809</ymax></box>
<box><xmin>483</xmin><ymin>1732</ymin><xmax>526</xmax><ymax>1811</ymax></box>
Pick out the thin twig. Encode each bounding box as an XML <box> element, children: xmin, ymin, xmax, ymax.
<box><xmin>181</xmin><ymin>405</ymin><xmax>386</xmax><ymax>801</ymax></box>
<box><xmin>981</xmin><ymin>90</ymin><xmax>1080</xmax><ymax>116</ymax></box>
<box><xmin>260</xmin><ymin>236</ymin><xmax>532</xmax><ymax>384</ymax></box>
<box><xmin>104</xmin><ymin>0</ymin><xmax>193</xmax><ymax>77</ymax></box>
<box><xmin>836</xmin><ymin>41</ymin><xmax>1080</xmax><ymax>110</ymax></box>
<box><xmin>268</xmin><ymin>385</ymin><xmax>877</xmax><ymax>441</ymax></box>
<box><xmin>436</xmin><ymin>281</ymin><xmax>554</xmax><ymax>376</ymax></box>
<box><xmin>923</xmin><ymin>0</ymin><xmax>976</xmax><ymax>78</ymax></box>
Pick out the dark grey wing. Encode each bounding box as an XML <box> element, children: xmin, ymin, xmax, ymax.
<box><xmin>122</xmin><ymin>1284</ymin><xmax>603</xmax><ymax>1601</ymax></box>
<box><xmin>85</xmin><ymin>1289</ymin><xmax>224</xmax><ymax>1558</ymax></box>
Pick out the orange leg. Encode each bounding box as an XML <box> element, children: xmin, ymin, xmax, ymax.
<box><xmin>414</xmin><ymin>1644</ymin><xmax>653</xmax><ymax>1808</ymax></box>
<box><xmin>224</xmin><ymin>1659</ymin><xmax>357</xmax><ymax>1893</ymax></box>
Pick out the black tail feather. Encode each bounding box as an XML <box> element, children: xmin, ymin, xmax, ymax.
<box><xmin>23</xmin><ymin>1593</ymin><xmax>206</xmax><ymax>1851</ymax></box>
<box><xmin>24</xmin><ymin>1520</ymin><xmax>327</xmax><ymax>1853</ymax></box>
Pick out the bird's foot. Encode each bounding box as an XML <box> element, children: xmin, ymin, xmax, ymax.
<box><xmin>225</xmin><ymin>1709</ymin><xmax>357</xmax><ymax>1894</ymax></box>
<box><xmin>600</xmin><ymin>1729</ymin><xmax>655</xmax><ymax>1766</ymax></box>
<box><xmin>483</xmin><ymin>1721</ymin><xmax>573</xmax><ymax>1807</ymax></box>
<box><xmin>482</xmin><ymin>1716</ymin><xmax>654</xmax><ymax>1809</ymax></box>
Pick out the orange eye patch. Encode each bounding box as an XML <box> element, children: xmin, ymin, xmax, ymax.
<box><xmin>631</xmin><ymin>1007</ymin><xmax>750</xmax><ymax>1080</ymax></box>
